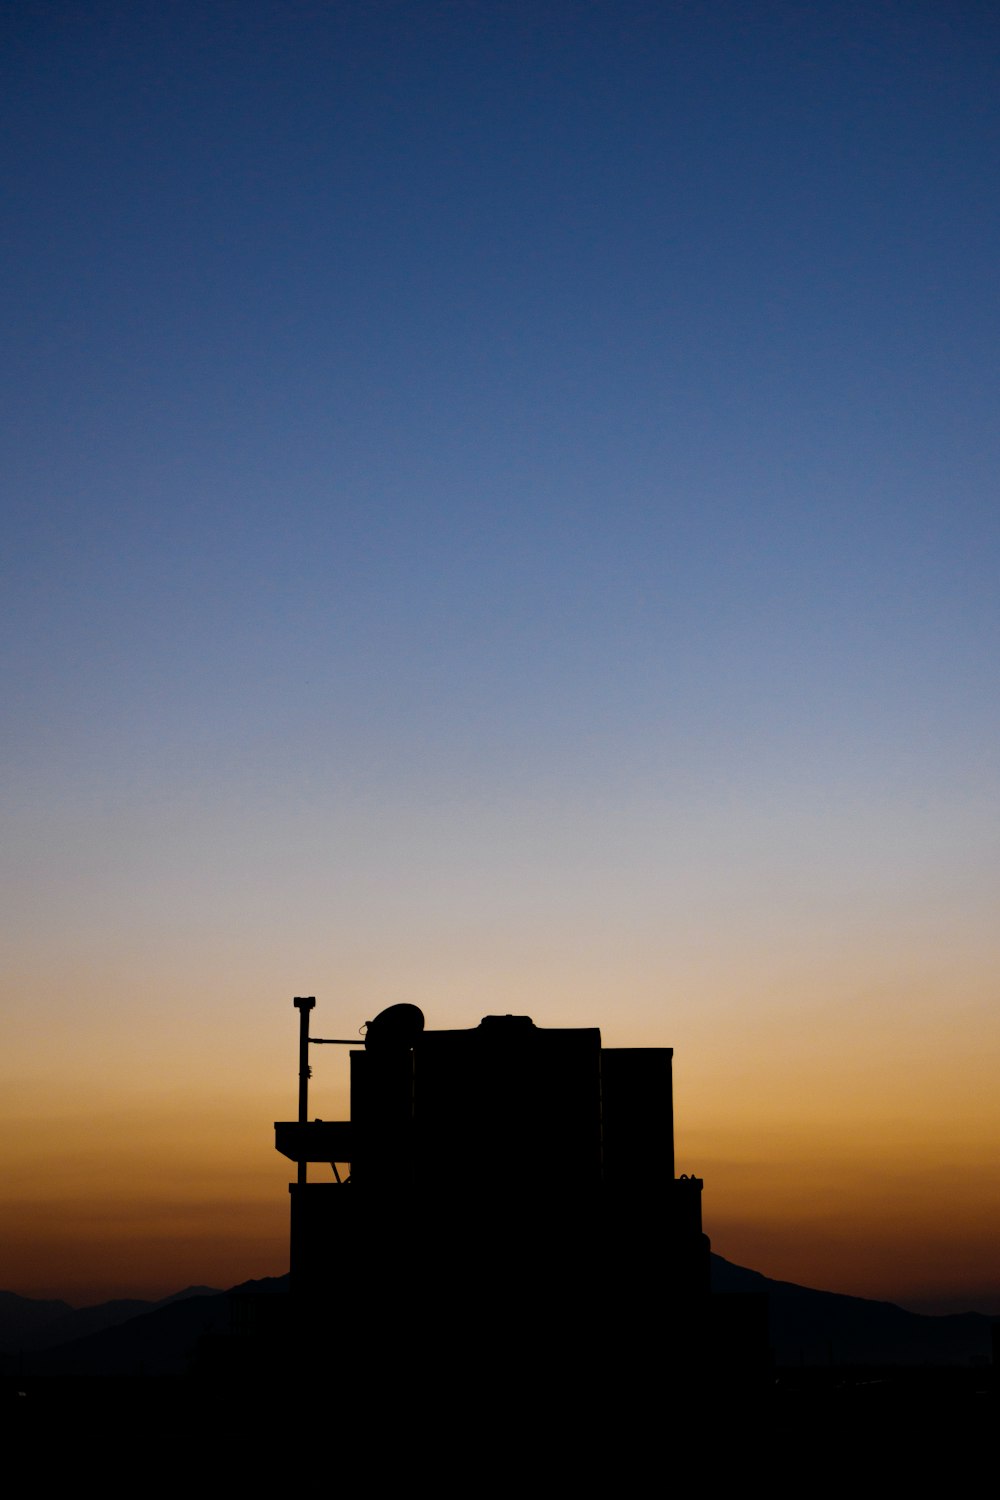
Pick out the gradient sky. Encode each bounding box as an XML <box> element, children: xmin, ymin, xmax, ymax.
<box><xmin>3</xmin><ymin>2</ymin><xmax>999</xmax><ymax>1313</ymax></box>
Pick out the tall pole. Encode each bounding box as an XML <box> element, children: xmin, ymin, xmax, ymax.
<box><xmin>293</xmin><ymin>997</ymin><xmax>315</xmax><ymax>1187</ymax></box>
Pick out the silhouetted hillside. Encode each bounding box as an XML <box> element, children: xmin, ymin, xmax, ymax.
<box><xmin>3</xmin><ymin>1260</ymin><xmax>994</xmax><ymax>1379</ymax></box>
<box><xmin>0</xmin><ymin>1286</ymin><xmax>221</xmax><ymax>1359</ymax></box>
<box><xmin>711</xmin><ymin>1254</ymin><xmax>994</xmax><ymax>1366</ymax></box>
<box><xmin>0</xmin><ymin>1291</ymin><xmax>73</xmax><ymax>1349</ymax></box>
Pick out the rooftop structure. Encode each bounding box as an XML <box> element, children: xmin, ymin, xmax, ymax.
<box><xmin>274</xmin><ymin>1001</ymin><xmax>713</xmax><ymax>1396</ymax></box>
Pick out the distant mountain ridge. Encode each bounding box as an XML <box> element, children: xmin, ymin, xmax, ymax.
<box><xmin>711</xmin><ymin>1254</ymin><xmax>995</xmax><ymax>1366</ymax></box>
<box><xmin>0</xmin><ymin>1285</ymin><xmax>221</xmax><ymax>1354</ymax></box>
<box><xmin>1</xmin><ymin>1260</ymin><xmax>994</xmax><ymax>1376</ymax></box>
<box><xmin>0</xmin><ymin>1290</ymin><xmax>75</xmax><ymax>1348</ymax></box>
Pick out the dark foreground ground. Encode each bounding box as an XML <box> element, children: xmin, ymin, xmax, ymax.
<box><xmin>4</xmin><ymin>1368</ymin><xmax>995</xmax><ymax>1495</ymax></box>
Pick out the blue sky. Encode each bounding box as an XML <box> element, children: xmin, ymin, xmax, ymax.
<box><xmin>3</xmin><ymin>2</ymin><xmax>1000</xmax><ymax>1306</ymax></box>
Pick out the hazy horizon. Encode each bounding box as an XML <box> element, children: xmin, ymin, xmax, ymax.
<box><xmin>6</xmin><ymin>1229</ymin><xmax>1000</xmax><ymax>1321</ymax></box>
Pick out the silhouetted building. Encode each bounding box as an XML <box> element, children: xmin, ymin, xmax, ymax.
<box><xmin>275</xmin><ymin>1003</ymin><xmax>714</xmax><ymax>1398</ymax></box>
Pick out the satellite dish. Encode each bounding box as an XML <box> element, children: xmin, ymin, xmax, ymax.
<box><xmin>364</xmin><ymin>1003</ymin><xmax>425</xmax><ymax>1051</ymax></box>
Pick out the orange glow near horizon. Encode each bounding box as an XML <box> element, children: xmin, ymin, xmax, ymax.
<box><xmin>4</xmin><ymin>992</ymin><xmax>1000</xmax><ymax>1313</ymax></box>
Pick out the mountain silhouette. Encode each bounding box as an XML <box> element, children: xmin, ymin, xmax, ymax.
<box><xmin>3</xmin><ymin>1259</ymin><xmax>993</xmax><ymax>1381</ymax></box>
<box><xmin>0</xmin><ymin>1285</ymin><xmax>221</xmax><ymax>1355</ymax></box>
<box><xmin>710</xmin><ymin>1255</ymin><xmax>994</xmax><ymax>1367</ymax></box>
